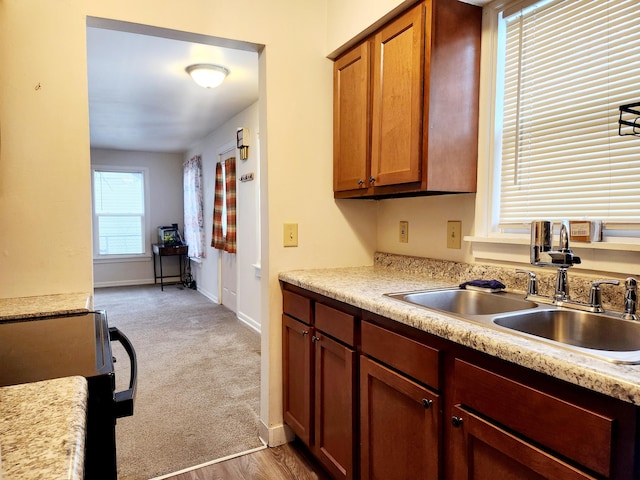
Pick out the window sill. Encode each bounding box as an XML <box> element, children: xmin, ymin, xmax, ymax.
<box><xmin>465</xmin><ymin>236</ymin><xmax>640</xmax><ymax>276</ymax></box>
<box><xmin>93</xmin><ymin>254</ymin><xmax>152</xmax><ymax>264</ymax></box>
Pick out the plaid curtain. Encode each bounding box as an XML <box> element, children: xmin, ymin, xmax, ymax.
<box><xmin>224</xmin><ymin>157</ymin><xmax>237</xmax><ymax>254</ymax></box>
<box><xmin>211</xmin><ymin>162</ymin><xmax>225</xmax><ymax>250</ymax></box>
<box><xmin>211</xmin><ymin>157</ymin><xmax>237</xmax><ymax>253</ymax></box>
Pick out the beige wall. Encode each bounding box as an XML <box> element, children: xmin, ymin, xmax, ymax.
<box><xmin>0</xmin><ymin>0</ymin><xmax>93</xmax><ymax>297</ymax></box>
<box><xmin>1</xmin><ymin>0</ymin><xmax>384</xmax><ymax>444</ymax></box>
<box><xmin>2</xmin><ymin>0</ymin><xmax>478</xmax><ymax>449</ymax></box>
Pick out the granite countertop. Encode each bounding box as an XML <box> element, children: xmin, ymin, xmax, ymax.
<box><xmin>0</xmin><ymin>376</ymin><xmax>88</xmax><ymax>479</ymax></box>
<box><xmin>0</xmin><ymin>293</ymin><xmax>93</xmax><ymax>322</ymax></box>
<box><xmin>279</xmin><ymin>260</ymin><xmax>640</xmax><ymax>406</ymax></box>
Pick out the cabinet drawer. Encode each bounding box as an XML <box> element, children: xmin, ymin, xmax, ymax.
<box><xmin>453</xmin><ymin>359</ymin><xmax>614</xmax><ymax>477</ymax></box>
<box><xmin>283</xmin><ymin>290</ymin><xmax>312</xmax><ymax>324</ymax></box>
<box><xmin>315</xmin><ymin>303</ymin><xmax>356</xmax><ymax>346</ymax></box>
<box><xmin>361</xmin><ymin>321</ymin><xmax>439</xmax><ymax>389</ymax></box>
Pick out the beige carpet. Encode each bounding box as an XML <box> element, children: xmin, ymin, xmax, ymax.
<box><xmin>94</xmin><ymin>284</ymin><xmax>262</xmax><ymax>480</ymax></box>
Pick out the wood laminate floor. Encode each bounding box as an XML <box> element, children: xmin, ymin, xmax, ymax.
<box><xmin>162</xmin><ymin>441</ymin><xmax>332</xmax><ymax>480</ymax></box>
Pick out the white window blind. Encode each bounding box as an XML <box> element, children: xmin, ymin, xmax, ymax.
<box><xmin>93</xmin><ymin>169</ymin><xmax>146</xmax><ymax>255</ymax></box>
<box><xmin>498</xmin><ymin>0</ymin><xmax>640</xmax><ymax>227</ymax></box>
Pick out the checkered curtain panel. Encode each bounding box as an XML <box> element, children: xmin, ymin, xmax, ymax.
<box><xmin>211</xmin><ymin>157</ymin><xmax>237</xmax><ymax>253</ymax></box>
<box><xmin>212</xmin><ymin>161</ymin><xmax>225</xmax><ymax>250</ymax></box>
<box><xmin>224</xmin><ymin>157</ymin><xmax>237</xmax><ymax>254</ymax></box>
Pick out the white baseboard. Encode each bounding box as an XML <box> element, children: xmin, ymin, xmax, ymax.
<box><xmin>94</xmin><ymin>279</ymin><xmax>155</xmax><ymax>288</ymax></box>
<box><xmin>258</xmin><ymin>421</ymin><xmax>294</xmax><ymax>447</ymax></box>
<box><xmin>197</xmin><ymin>286</ymin><xmax>219</xmax><ymax>304</ymax></box>
<box><xmin>237</xmin><ymin>311</ymin><xmax>261</xmax><ymax>334</ymax></box>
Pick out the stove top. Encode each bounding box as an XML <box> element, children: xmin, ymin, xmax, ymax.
<box><xmin>0</xmin><ymin>312</ymin><xmax>112</xmax><ymax>387</ymax></box>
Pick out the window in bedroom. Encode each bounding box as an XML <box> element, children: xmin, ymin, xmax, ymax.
<box><xmin>487</xmin><ymin>0</ymin><xmax>640</xmax><ymax>237</ymax></box>
<box><xmin>92</xmin><ymin>167</ymin><xmax>148</xmax><ymax>257</ymax></box>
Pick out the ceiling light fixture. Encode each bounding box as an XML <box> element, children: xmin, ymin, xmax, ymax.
<box><xmin>185</xmin><ymin>64</ymin><xmax>229</xmax><ymax>89</ymax></box>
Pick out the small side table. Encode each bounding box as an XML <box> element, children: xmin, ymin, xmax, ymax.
<box><xmin>152</xmin><ymin>244</ymin><xmax>189</xmax><ymax>291</ymax></box>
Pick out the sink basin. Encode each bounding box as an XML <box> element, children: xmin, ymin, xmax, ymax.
<box><xmin>493</xmin><ymin>310</ymin><xmax>640</xmax><ymax>352</ymax></box>
<box><xmin>387</xmin><ymin>288</ymin><xmax>538</xmax><ymax>316</ymax></box>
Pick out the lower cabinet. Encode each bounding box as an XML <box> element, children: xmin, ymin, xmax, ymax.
<box><xmin>447</xmin><ymin>358</ymin><xmax>636</xmax><ymax>479</ymax></box>
<box><xmin>282</xmin><ymin>291</ymin><xmax>357</xmax><ymax>480</ymax></box>
<box><xmin>360</xmin><ymin>356</ymin><xmax>440</xmax><ymax>479</ymax></box>
<box><xmin>281</xmin><ymin>284</ymin><xmax>640</xmax><ymax>480</ymax></box>
<box><xmin>449</xmin><ymin>405</ymin><xmax>596</xmax><ymax>480</ymax></box>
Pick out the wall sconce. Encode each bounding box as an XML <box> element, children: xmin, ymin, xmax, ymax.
<box><xmin>185</xmin><ymin>64</ymin><xmax>229</xmax><ymax>89</ymax></box>
<box><xmin>237</xmin><ymin>127</ymin><xmax>249</xmax><ymax>160</ymax></box>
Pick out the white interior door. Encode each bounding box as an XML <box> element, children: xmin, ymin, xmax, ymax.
<box><xmin>218</xmin><ymin>144</ymin><xmax>237</xmax><ymax>313</ymax></box>
<box><xmin>221</xmin><ymin>250</ymin><xmax>237</xmax><ymax>313</ymax></box>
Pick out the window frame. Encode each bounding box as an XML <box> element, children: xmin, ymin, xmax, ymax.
<box><xmin>469</xmin><ymin>0</ymin><xmax>640</xmax><ymax>275</ymax></box>
<box><xmin>91</xmin><ymin>165</ymin><xmax>151</xmax><ymax>262</ymax></box>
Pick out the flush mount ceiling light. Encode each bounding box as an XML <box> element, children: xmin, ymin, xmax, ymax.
<box><xmin>185</xmin><ymin>64</ymin><xmax>229</xmax><ymax>89</ymax></box>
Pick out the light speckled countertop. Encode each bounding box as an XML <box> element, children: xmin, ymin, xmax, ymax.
<box><xmin>0</xmin><ymin>293</ymin><xmax>92</xmax><ymax>322</ymax></box>
<box><xmin>0</xmin><ymin>376</ymin><xmax>87</xmax><ymax>480</ymax></box>
<box><xmin>279</xmin><ymin>253</ymin><xmax>640</xmax><ymax>405</ymax></box>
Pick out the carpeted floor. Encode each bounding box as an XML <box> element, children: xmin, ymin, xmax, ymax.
<box><xmin>94</xmin><ymin>284</ymin><xmax>262</xmax><ymax>480</ymax></box>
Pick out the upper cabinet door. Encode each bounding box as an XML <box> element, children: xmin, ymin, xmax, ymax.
<box><xmin>333</xmin><ymin>41</ymin><xmax>370</xmax><ymax>192</ymax></box>
<box><xmin>370</xmin><ymin>3</ymin><xmax>425</xmax><ymax>187</ymax></box>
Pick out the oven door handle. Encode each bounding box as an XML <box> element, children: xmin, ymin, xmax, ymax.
<box><xmin>109</xmin><ymin>326</ymin><xmax>138</xmax><ymax>418</ymax></box>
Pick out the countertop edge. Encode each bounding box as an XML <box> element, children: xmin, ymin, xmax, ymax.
<box><xmin>279</xmin><ymin>267</ymin><xmax>640</xmax><ymax>406</ymax></box>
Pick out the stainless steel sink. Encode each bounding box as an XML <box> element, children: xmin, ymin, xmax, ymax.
<box><xmin>387</xmin><ymin>287</ymin><xmax>640</xmax><ymax>363</ymax></box>
<box><xmin>387</xmin><ymin>288</ymin><xmax>538</xmax><ymax>316</ymax></box>
<box><xmin>493</xmin><ymin>310</ymin><xmax>640</xmax><ymax>352</ymax></box>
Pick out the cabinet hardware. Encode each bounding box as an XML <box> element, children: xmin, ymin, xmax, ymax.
<box><xmin>301</xmin><ymin>330</ymin><xmax>309</xmax><ymax>336</ymax></box>
<box><xmin>369</xmin><ymin>176</ymin><xmax>376</xmax><ymax>184</ymax></box>
<box><xmin>358</xmin><ymin>179</ymin><xmax>364</xmax><ymax>186</ymax></box>
<box><xmin>451</xmin><ymin>416</ymin><xmax>464</xmax><ymax>427</ymax></box>
<box><xmin>422</xmin><ymin>398</ymin><xmax>433</xmax><ymax>409</ymax></box>
<box><xmin>312</xmin><ymin>335</ymin><xmax>320</xmax><ymax>342</ymax></box>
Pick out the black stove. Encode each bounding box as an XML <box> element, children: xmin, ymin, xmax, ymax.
<box><xmin>0</xmin><ymin>310</ymin><xmax>137</xmax><ymax>479</ymax></box>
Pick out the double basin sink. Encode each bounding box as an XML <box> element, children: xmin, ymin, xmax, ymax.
<box><xmin>386</xmin><ymin>288</ymin><xmax>640</xmax><ymax>364</ymax></box>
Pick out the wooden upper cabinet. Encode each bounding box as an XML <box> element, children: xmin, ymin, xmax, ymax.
<box><xmin>333</xmin><ymin>0</ymin><xmax>482</xmax><ymax>199</ymax></box>
<box><xmin>333</xmin><ymin>41</ymin><xmax>370</xmax><ymax>192</ymax></box>
<box><xmin>371</xmin><ymin>3</ymin><xmax>425</xmax><ymax>188</ymax></box>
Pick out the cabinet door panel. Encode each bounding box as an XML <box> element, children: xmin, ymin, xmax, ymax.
<box><xmin>360</xmin><ymin>355</ymin><xmax>439</xmax><ymax>480</ymax></box>
<box><xmin>371</xmin><ymin>2</ymin><xmax>424</xmax><ymax>187</ymax></box>
<box><xmin>282</xmin><ymin>314</ymin><xmax>313</xmax><ymax>445</ymax></box>
<box><xmin>334</xmin><ymin>41</ymin><xmax>370</xmax><ymax>192</ymax></box>
<box><xmin>314</xmin><ymin>333</ymin><xmax>356</xmax><ymax>480</ymax></box>
<box><xmin>449</xmin><ymin>405</ymin><xmax>596</xmax><ymax>480</ymax></box>
<box><xmin>453</xmin><ymin>359</ymin><xmax>613</xmax><ymax>477</ymax></box>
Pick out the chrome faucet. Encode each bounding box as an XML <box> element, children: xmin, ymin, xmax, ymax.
<box><xmin>530</xmin><ymin>220</ymin><xmax>581</xmax><ymax>302</ymax></box>
<box><xmin>623</xmin><ymin>277</ymin><xmax>638</xmax><ymax>321</ymax></box>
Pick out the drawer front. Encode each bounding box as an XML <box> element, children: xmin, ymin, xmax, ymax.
<box><xmin>453</xmin><ymin>359</ymin><xmax>614</xmax><ymax>477</ymax></box>
<box><xmin>315</xmin><ymin>303</ymin><xmax>356</xmax><ymax>346</ymax></box>
<box><xmin>283</xmin><ymin>290</ymin><xmax>312</xmax><ymax>324</ymax></box>
<box><xmin>361</xmin><ymin>321</ymin><xmax>439</xmax><ymax>389</ymax></box>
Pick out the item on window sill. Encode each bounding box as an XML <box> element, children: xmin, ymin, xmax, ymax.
<box><xmin>569</xmin><ymin>220</ymin><xmax>602</xmax><ymax>243</ymax></box>
<box><xmin>618</xmin><ymin>102</ymin><xmax>640</xmax><ymax>137</ymax></box>
<box><xmin>459</xmin><ymin>279</ymin><xmax>506</xmax><ymax>293</ymax></box>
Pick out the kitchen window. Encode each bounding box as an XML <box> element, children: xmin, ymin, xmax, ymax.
<box><xmin>471</xmin><ymin>0</ymin><xmax>640</xmax><ymax>272</ymax></box>
<box><xmin>92</xmin><ymin>167</ymin><xmax>149</xmax><ymax>259</ymax></box>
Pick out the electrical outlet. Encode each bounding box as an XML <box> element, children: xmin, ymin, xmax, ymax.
<box><xmin>447</xmin><ymin>221</ymin><xmax>462</xmax><ymax>249</ymax></box>
<box><xmin>399</xmin><ymin>221</ymin><xmax>409</xmax><ymax>243</ymax></box>
<box><xmin>283</xmin><ymin>223</ymin><xmax>298</xmax><ymax>247</ymax></box>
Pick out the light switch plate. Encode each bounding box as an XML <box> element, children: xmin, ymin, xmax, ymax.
<box><xmin>399</xmin><ymin>221</ymin><xmax>409</xmax><ymax>243</ymax></box>
<box><xmin>283</xmin><ymin>223</ymin><xmax>298</xmax><ymax>247</ymax></box>
<box><xmin>447</xmin><ymin>221</ymin><xmax>462</xmax><ymax>249</ymax></box>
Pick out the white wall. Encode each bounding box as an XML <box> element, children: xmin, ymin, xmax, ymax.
<box><xmin>91</xmin><ymin>149</ymin><xmax>184</xmax><ymax>287</ymax></box>
<box><xmin>186</xmin><ymin>102</ymin><xmax>262</xmax><ymax>331</ymax></box>
<box><xmin>0</xmin><ymin>0</ymin><xmax>382</xmax><ymax>446</ymax></box>
<box><xmin>377</xmin><ymin>194</ymin><xmax>476</xmax><ymax>262</ymax></box>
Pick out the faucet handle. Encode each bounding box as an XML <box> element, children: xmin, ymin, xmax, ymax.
<box><xmin>516</xmin><ymin>269</ymin><xmax>538</xmax><ymax>295</ymax></box>
<box><xmin>623</xmin><ymin>277</ymin><xmax>638</xmax><ymax>320</ymax></box>
<box><xmin>589</xmin><ymin>279</ymin><xmax>620</xmax><ymax>311</ymax></box>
